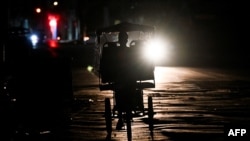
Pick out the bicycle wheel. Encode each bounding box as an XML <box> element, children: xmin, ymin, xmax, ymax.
<box><xmin>148</xmin><ymin>96</ymin><xmax>154</xmax><ymax>131</ymax></box>
<box><xmin>105</xmin><ymin>98</ymin><xmax>112</xmax><ymax>139</ymax></box>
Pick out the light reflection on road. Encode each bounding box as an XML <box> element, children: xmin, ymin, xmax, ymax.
<box><xmin>146</xmin><ymin>66</ymin><xmax>250</xmax><ymax>140</ymax></box>
<box><xmin>154</xmin><ymin>66</ymin><xmax>250</xmax><ymax>83</ymax></box>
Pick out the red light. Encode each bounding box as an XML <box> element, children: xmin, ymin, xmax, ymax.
<box><xmin>48</xmin><ymin>39</ymin><xmax>58</xmax><ymax>48</ymax></box>
<box><xmin>48</xmin><ymin>15</ymin><xmax>59</xmax><ymax>25</ymax></box>
<box><xmin>49</xmin><ymin>19</ymin><xmax>57</xmax><ymax>27</ymax></box>
<box><xmin>48</xmin><ymin>14</ymin><xmax>59</xmax><ymax>40</ymax></box>
<box><xmin>48</xmin><ymin>15</ymin><xmax>58</xmax><ymax>27</ymax></box>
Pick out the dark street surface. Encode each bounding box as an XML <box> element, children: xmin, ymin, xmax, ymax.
<box><xmin>69</xmin><ymin>66</ymin><xmax>250</xmax><ymax>141</ymax></box>
<box><xmin>1</xmin><ymin>42</ymin><xmax>250</xmax><ymax>141</ymax></box>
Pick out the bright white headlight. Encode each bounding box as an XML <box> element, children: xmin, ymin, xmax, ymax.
<box><xmin>30</xmin><ymin>34</ymin><xmax>39</xmax><ymax>48</ymax></box>
<box><xmin>144</xmin><ymin>38</ymin><xmax>167</xmax><ymax>62</ymax></box>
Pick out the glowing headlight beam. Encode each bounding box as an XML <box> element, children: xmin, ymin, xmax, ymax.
<box><xmin>30</xmin><ymin>34</ymin><xmax>39</xmax><ymax>48</ymax></box>
<box><xmin>144</xmin><ymin>38</ymin><xmax>167</xmax><ymax>62</ymax></box>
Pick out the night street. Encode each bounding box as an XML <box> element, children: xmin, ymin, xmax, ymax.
<box><xmin>67</xmin><ymin>65</ymin><xmax>250</xmax><ymax>141</ymax></box>
<box><xmin>3</xmin><ymin>1</ymin><xmax>250</xmax><ymax>141</ymax></box>
<box><xmin>1</xmin><ymin>40</ymin><xmax>250</xmax><ymax>140</ymax></box>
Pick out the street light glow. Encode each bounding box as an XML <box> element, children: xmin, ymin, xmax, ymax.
<box><xmin>35</xmin><ymin>8</ymin><xmax>41</xmax><ymax>13</ymax></box>
<box><xmin>53</xmin><ymin>1</ymin><xmax>58</xmax><ymax>6</ymax></box>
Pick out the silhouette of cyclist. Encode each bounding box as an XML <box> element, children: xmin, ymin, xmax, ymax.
<box><xmin>115</xmin><ymin>31</ymin><xmax>137</xmax><ymax>130</ymax></box>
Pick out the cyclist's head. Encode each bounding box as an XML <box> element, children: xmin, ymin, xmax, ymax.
<box><xmin>118</xmin><ymin>31</ymin><xmax>128</xmax><ymax>47</ymax></box>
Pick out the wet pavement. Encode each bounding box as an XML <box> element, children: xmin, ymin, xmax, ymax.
<box><xmin>67</xmin><ymin>66</ymin><xmax>250</xmax><ymax>141</ymax></box>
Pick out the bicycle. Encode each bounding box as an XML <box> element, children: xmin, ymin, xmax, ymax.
<box><xmin>96</xmin><ymin>22</ymin><xmax>156</xmax><ymax>141</ymax></box>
